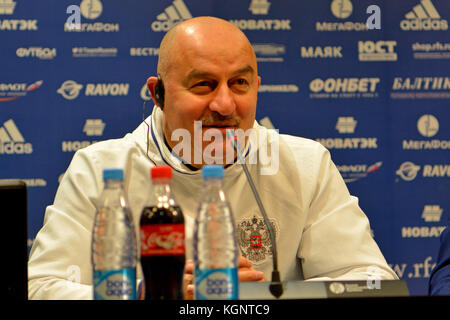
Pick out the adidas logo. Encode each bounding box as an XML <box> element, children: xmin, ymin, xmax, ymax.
<box><xmin>400</xmin><ymin>0</ymin><xmax>448</xmax><ymax>31</ymax></box>
<box><xmin>0</xmin><ymin>119</ymin><xmax>33</xmax><ymax>154</ymax></box>
<box><xmin>151</xmin><ymin>0</ymin><xmax>192</xmax><ymax>32</ymax></box>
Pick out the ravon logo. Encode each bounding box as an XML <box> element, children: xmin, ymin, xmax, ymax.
<box><xmin>57</xmin><ymin>80</ymin><xmax>83</xmax><ymax>100</ymax></box>
<box><xmin>396</xmin><ymin>161</ymin><xmax>421</xmax><ymax>181</ymax></box>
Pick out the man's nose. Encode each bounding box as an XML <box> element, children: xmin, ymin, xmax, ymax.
<box><xmin>209</xmin><ymin>84</ymin><xmax>236</xmax><ymax>116</ymax></box>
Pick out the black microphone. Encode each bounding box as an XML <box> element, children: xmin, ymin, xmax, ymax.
<box><xmin>226</xmin><ymin>130</ymin><xmax>283</xmax><ymax>299</ymax></box>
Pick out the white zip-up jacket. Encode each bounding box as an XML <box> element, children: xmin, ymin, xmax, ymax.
<box><xmin>28</xmin><ymin>106</ymin><xmax>397</xmax><ymax>299</ymax></box>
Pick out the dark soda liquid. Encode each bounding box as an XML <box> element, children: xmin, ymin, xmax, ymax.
<box><xmin>140</xmin><ymin>205</ymin><xmax>185</xmax><ymax>300</ymax></box>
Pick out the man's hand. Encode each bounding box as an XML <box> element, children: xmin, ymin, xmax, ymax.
<box><xmin>182</xmin><ymin>256</ymin><xmax>265</xmax><ymax>300</ymax></box>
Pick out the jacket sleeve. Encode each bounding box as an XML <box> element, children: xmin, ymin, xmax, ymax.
<box><xmin>428</xmin><ymin>225</ymin><xmax>450</xmax><ymax>295</ymax></box>
<box><xmin>28</xmin><ymin>148</ymin><xmax>103</xmax><ymax>299</ymax></box>
<box><xmin>298</xmin><ymin>146</ymin><xmax>398</xmax><ymax>281</ymax></box>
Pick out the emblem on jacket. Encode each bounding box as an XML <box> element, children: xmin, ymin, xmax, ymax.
<box><xmin>237</xmin><ymin>215</ymin><xmax>278</xmax><ymax>265</ymax></box>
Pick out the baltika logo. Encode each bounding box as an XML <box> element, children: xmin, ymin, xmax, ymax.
<box><xmin>0</xmin><ymin>119</ymin><xmax>33</xmax><ymax>154</ymax></box>
<box><xmin>151</xmin><ymin>0</ymin><xmax>192</xmax><ymax>32</ymax></box>
<box><xmin>57</xmin><ymin>80</ymin><xmax>83</xmax><ymax>100</ymax></box>
<box><xmin>400</xmin><ymin>0</ymin><xmax>448</xmax><ymax>31</ymax></box>
<box><xmin>396</xmin><ymin>161</ymin><xmax>421</xmax><ymax>181</ymax></box>
<box><xmin>0</xmin><ymin>80</ymin><xmax>43</xmax><ymax>102</ymax></box>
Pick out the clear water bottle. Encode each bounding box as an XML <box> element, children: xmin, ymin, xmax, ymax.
<box><xmin>193</xmin><ymin>165</ymin><xmax>239</xmax><ymax>300</ymax></box>
<box><xmin>92</xmin><ymin>168</ymin><xmax>137</xmax><ymax>300</ymax></box>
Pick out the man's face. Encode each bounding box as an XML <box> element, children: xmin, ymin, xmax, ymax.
<box><xmin>160</xmin><ymin>25</ymin><xmax>260</xmax><ymax>167</ymax></box>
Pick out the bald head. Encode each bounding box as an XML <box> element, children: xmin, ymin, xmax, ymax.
<box><xmin>157</xmin><ymin>17</ymin><xmax>257</xmax><ymax>79</ymax></box>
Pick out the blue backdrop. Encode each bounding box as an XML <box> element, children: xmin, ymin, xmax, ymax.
<box><xmin>0</xmin><ymin>0</ymin><xmax>448</xmax><ymax>296</ymax></box>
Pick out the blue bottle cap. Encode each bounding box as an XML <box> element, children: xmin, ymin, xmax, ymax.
<box><xmin>202</xmin><ymin>165</ymin><xmax>224</xmax><ymax>179</ymax></box>
<box><xmin>103</xmin><ymin>168</ymin><xmax>124</xmax><ymax>181</ymax></box>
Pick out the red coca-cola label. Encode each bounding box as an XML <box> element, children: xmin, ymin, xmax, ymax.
<box><xmin>140</xmin><ymin>224</ymin><xmax>185</xmax><ymax>256</ymax></box>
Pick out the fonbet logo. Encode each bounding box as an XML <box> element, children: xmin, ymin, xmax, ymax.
<box><xmin>358</xmin><ymin>41</ymin><xmax>397</xmax><ymax>61</ymax></box>
<box><xmin>230</xmin><ymin>0</ymin><xmax>291</xmax><ymax>31</ymax></box>
<box><xmin>317</xmin><ymin>116</ymin><xmax>377</xmax><ymax>150</ymax></box>
<box><xmin>309</xmin><ymin>77</ymin><xmax>380</xmax><ymax>99</ymax></box>
<box><xmin>62</xmin><ymin>119</ymin><xmax>105</xmax><ymax>152</ymax></box>
<box><xmin>65</xmin><ymin>0</ymin><xmax>119</xmax><ymax>32</ymax></box>
<box><xmin>402</xmin><ymin>205</ymin><xmax>446</xmax><ymax>239</ymax></box>
<box><xmin>151</xmin><ymin>0</ymin><xmax>192</xmax><ymax>32</ymax></box>
<box><xmin>396</xmin><ymin>161</ymin><xmax>450</xmax><ymax>181</ymax></box>
<box><xmin>400</xmin><ymin>0</ymin><xmax>448</xmax><ymax>31</ymax></box>
<box><xmin>403</xmin><ymin>114</ymin><xmax>449</xmax><ymax>150</ymax></box>
<box><xmin>0</xmin><ymin>0</ymin><xmax>38</xmax><ymax>31</ymax></box>
<box><xmin>0</xmin><ymin>119</ymin><xmax>32</xmax><ymax>154</ymax></box>
<box><xmin>0</xmin><ymin>80</ymin><xmax>42</xmax><ymax>102</ymax></box>
<box><xmin>57</xmin><ymin>80</ymin><xmax>129</xmax><ymax>100</ymax></box>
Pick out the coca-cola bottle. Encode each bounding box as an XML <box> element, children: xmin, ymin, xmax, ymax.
<box><xmin>139</xmin><ymin>166</ymin><xmax>185</xmax><ymax>300</ymax></box>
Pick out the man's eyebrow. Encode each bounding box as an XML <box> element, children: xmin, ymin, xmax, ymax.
<box><xmin>184</xmin><ymin>65</ymin><xmax>255</xmax><ymax>84</ymax></box>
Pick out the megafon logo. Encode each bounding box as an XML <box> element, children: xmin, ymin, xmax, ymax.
<box><xmin>0</xmin><ymin>119</ymin><xmax>33</xmax><ymax>154</ymax></box>
<box><xmin>151</xmin><ymin>0</ymin><xmax>192</xmax><ymax>32</ymax></box>
<box><xmin>400</xmin><ymin>0</ymin><xmax>448</xmax><ymax>31</ymax></box>
<box><xmin>0</xmin><ymin>81</ymin><xmax>42</xmax><ymax>102</ymax></box>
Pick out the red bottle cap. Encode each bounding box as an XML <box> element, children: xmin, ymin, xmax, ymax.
<box><xmin>151</xmin><ymin>166</ymin><xmax>172</xmax><ymax>179</ymax></box>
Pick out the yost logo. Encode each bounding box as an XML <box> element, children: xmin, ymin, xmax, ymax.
<box><xmin>0</xmin><ymin>119</ymin><xmax>33</xmax><ymax>154</ymax></box>
<box><xmin>151</xmin><ymin>0</ymin><xmax>192</xmax><ymax>32</ymax></box>
<box><xmin>400</xmin><ymin>0</ymin><xmax>448</xmax><ymax>31</ymax></box>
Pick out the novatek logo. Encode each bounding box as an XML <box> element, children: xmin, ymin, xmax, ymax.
<box><xmin>335</xmin><ymin>117</ymin><xmax>357</xmax><ymax>133</ymax></box>
<box><xmin>151</xmin><ymin>0</ymin><xmax>192</xmax><ymax>32</ymax></box>
<box><xmin>358</xmin><ymin>41</ymin><xmax>397</xmax><ymax>61</ymax></box>
<box><xmin>300</xmin><ymin>46</ymin><xmax>343</xmax><ymax>58</ymax></box>
<box><xmin>422</xmin><ymin>205</ymin><xmax>443</xmax><ymax>222</ymax></box>
<box><xmin>402</xmin><ymin>114</ymin><xmax>449</xmax><ymax>150</ymax></box>
<box><xmin>64</xmin><ymin>0</ymin><xmax>119</xmax><ymax>32</ymax></box>
<box><xmin>0</xmin><ymin>0</ymin><xmax>16</xmax><ymax>15</ymax></box>
<box><xmin>402</xmin><ymin>205</ymin><xmax>446</xmax><ymax>239</ymax></box>
<box><xmin>0</xmin><ymin>119</ymin><xmax>33</xmax><ymax>154</ymax></box>
<box><xmin>317</xmin><ymin>116</ymin><xmax>377</xmax><ymax>150</ymax></box>
<box><xmin>0</xmin><ymin>0</ymin><xmax>38</xmax><ymax>31</ymax></box>
<box><xmin>400</xmin><ymin>0</ymin><xmax>448</xmax><ymax>31</ymax></box>
<box><xmin>62</xmin><ymin>119</ymin><xmax>104</xmax><ymax>152</ymax></box>
<box><xmin>0</xmin><ymin>80</ymin><xmax>43</xmax><ymax>102</ymax></box>
<box><xmin>230</xmin><ymin>0</ymin><xmax>291</xmax><ymax>31</ymax></box>
<box><xmin>249</xmin><ymin>0</ymin><xmax>271</xmax><ymax>15</ymax></box>
<box><xmin>57</xmin><ymin>80</ymin><xmax>129</xmax><ymax>99</ymax></box>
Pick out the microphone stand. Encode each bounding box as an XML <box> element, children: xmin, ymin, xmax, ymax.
<box><xmin>227</xmin><ymin>130</ymin><xmax>283</xmax><ymax>298</ymax></box>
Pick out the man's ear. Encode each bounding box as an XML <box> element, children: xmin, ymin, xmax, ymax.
<box><xmin>146</xmin><ymin>76</ymin><xmax>161</xmax><ymax>108</ymax></box>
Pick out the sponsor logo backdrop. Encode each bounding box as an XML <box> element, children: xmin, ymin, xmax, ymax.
<box><xmin>0</xmin><ymin>0</ymin><xmax>448</xmax><ymax>295</ymax></box>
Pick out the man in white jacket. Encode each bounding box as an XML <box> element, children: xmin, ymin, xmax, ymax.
<box><xmin>28</xmin><ymin>16</ymin><xmax>397</xmax><ymax>300</ymax></box>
